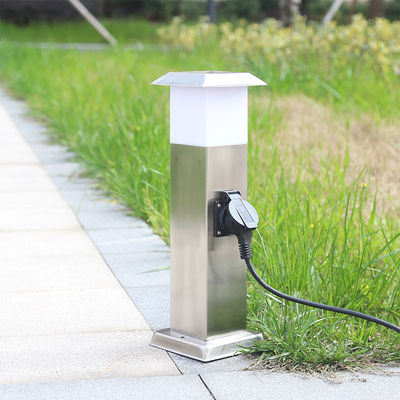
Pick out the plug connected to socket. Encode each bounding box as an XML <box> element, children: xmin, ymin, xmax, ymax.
<box><xmin>214</xmin><ymin>190</ymin><xmax>259</xmax><ymax>259</ymax></box>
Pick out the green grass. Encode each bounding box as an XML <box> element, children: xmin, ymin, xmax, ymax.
<box><xmin>0</xmin><ymin>18</ymin><xmax>163</xmax><ymax>43</ymax></box>
<box><xmin>243</xmin><ymin>54</ymin><xmax>400</xmax><ymax>121</ymax></box>
<box><xmin>0</xmin><ymin>20</ymin><xmax>398</xmax><ymax>370</ymax></box>
<box><xmin>156</xmin><ymin>16</ymin><xmax>400</xmax><ymax>120</ymax></box>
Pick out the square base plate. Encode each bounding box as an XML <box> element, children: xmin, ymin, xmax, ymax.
<box><xmin>150</xmin><ymin>328</ymin><xmax>262</xmax><ymax>362</ymax></box>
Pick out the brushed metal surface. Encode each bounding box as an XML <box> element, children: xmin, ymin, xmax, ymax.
<box><xmin>151</xmin><ymin>328</ymin><xmax>262</xmax><ymax>362</ymax></box>
<box><xmin>170</xmin><ymin>144</ymin><xmax>248</xmax><ymax>339</ymax></box>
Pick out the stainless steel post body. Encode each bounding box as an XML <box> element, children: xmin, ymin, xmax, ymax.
<box><xmin>150</xmin><ymin>72</ymin><xmax>267</xmax><ymax>362</ymax></box>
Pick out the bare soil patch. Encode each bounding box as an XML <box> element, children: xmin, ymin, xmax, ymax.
<box><xmin>260</xmin><ymin>95</ymin><xmax>400</xmax><ymax>216</ymax></box>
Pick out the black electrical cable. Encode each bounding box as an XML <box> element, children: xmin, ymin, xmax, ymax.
<box><xmin>241</xmin><ymin>248</ymin><xmax>400</xmax><ymax>334</ymax></box>
<box><xmin>216</xmin><ymin>190</ymin><xmax>399</xmax><ymax>334</ymax></box>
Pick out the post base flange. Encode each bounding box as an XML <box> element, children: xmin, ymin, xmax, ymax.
<box><xmin>150</xmin><ymin>328</ymin><xmax>262</xmax><ymax>362</ymax></box>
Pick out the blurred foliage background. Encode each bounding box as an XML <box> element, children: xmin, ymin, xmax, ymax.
<box><xmin>0</xmin><ymin>0</ymin><xmax>399</xmax><ymax>25</ymax></box>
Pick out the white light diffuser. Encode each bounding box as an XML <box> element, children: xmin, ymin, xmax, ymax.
<box><xmin>152</xmin><ymin>71</ymin><xmax>267</xmax><ymax>147</ymax></box>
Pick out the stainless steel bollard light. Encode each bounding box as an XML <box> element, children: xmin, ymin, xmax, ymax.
<box><xmin>150</xmin><ymin>71</ymin><xmax>267</xmax><ymax>362</ymax></box>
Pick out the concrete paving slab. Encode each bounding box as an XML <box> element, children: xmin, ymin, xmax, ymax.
<box><xmin>0</xmin><ymin>208</ymin><xmax>80</xmax><ymax>230</ymax></box>
<box><xmin>0</xmin><ymin>230</ymin><xmax>101</xmax><ymax>257</ymax></box>
<box><xmin>0</xmin><ymin>149</ymin><xmax>39</xmax><ymax>164</ymax></box>
<box><xmin>0</xmin><ymin>164</ymin><xmax>49</xmax><ymax>177</ymax></box>
<box><xmin>0</xmin><ymin>176</ymin><xmax>58</xmax><ymax>191</ymax></box>
<box><xmin>51</xmin><ymin>176</ymin><xmax>95</xmax><ymax>190</ymax></box>
<box><xmin>170</xmin><ymin>354</ymin><xmax>252</xmax><ymax>375</ymax></box>
<box><xmin>0</xmin><ymin>117</ymin><xmax>30</xmax><ymax>135</ymax></box>
<box><xmin>0</xmin><ymin>191</ymin><xmax>68</xmax><ymax>210</ymax></box>
<box><xmin>0</xmin><ymin>109</ymin><xmax>30</xmax><ymax>139</ymax></box>
<box><xmin>125</xmin><ymin>286</ymin><xmax>170</xmax><ymax>331</ymax></box>
<box><xmin>0</xmin><ymin>98</ymin><xmax>40</xmax><ymax>135</ymax></box>
<box><xmin>25</xmin><ymin>143</ymin><xmax>75</xmax><ymax>165</ymax></box>
<box><xmin>29</xmin><ymin>143</ymin><xmax>70</xmax><ymax>156</ymax></box>
<box><xmin>201</xmin><ymin>371</ymin><xmax>400</xmax><ymax>400</ymax></box>
<box><xmin>80</xmin><ymin>212</ymin><xmax>149</xmax><ymax>230</ymax></box>
<box><xmin>88</xmin><ymin>228</ymin><xmax>167</xmax><ymax>255</ymax></box>
<box><xmin>11</xmin><ymin>121</ymin><xmax>49</xmax><ymax>144</ymax></box>
<box><xmin>0</xmin><ymin>288</ymin><xmax>149</xmax><ymax>337</ymax></box>
<box><xmin>0</xmin><ymin>95</ymin><xmax>180</xmax><ymax>387</ymax></box>
<box><xmin>0</xmin><ymin>133</ymin><xmax>28</xmax><ymax>146</ymax></box>
<box><xmin>86</xmin><ymin>224</ymin><xmax>152</xmax><ymax>241</ymax></box>
<box><xmin>0</xmin><ymin>108</ymin><xmax>38</xmax><ymax>161</ymax></box>
<box><xmin>60</xmin><ymin>189</ymin><xmax>127</xmax><ymax>214</ymax></box>
<box><xmin>0</xmin><ymin>126</ymin><xmax>20</xmax><ymax>139</ymax></box>
<box><xmin>44</xmin><ymin>162</ymin><xmax>82</xmax><ymax>177</ymax></box>
<box><xmin>0</xmin><ymin>140</ymin><xmax>33</xmax><ymax>150</ymax></box>
<box><xmin>0</xmin><ymin>331</ymin><xmax>179</xmax><ymax>384</ymax></box>
<box><xmin>0</xmin><ymin>375</ymin><xmax>211</xmax><ymax>399</ymax></box>
<box><xmin>0</xmin><ymin>254</ymin><xmax>120</xmax><ymax>292</ymax></box>
<box><xmin>104</xmin><ymin>252</ymin><xmax>170</xmax><ymax>287</ymax></box>
<box><xmin>0</xmin><ymin>90</ymin><xmax>27</xmax><ymax>114</ymax></box>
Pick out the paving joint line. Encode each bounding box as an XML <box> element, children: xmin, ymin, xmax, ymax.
<box><xmin>198</xmin><ymin>375</ymin><xmax>217</xmax><ymax>399</ymax></box>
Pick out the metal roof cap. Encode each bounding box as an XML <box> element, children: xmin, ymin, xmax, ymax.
<box><xmin>152</xmin><ymin>71</ymin><xmax>267</xmax><ymax>87</ymax></box>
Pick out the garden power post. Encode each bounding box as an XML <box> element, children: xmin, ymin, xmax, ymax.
<box><xmin>150</xmin><ymin>71</ymin><xmax>267</xmax><ymax>362</ymax></box>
